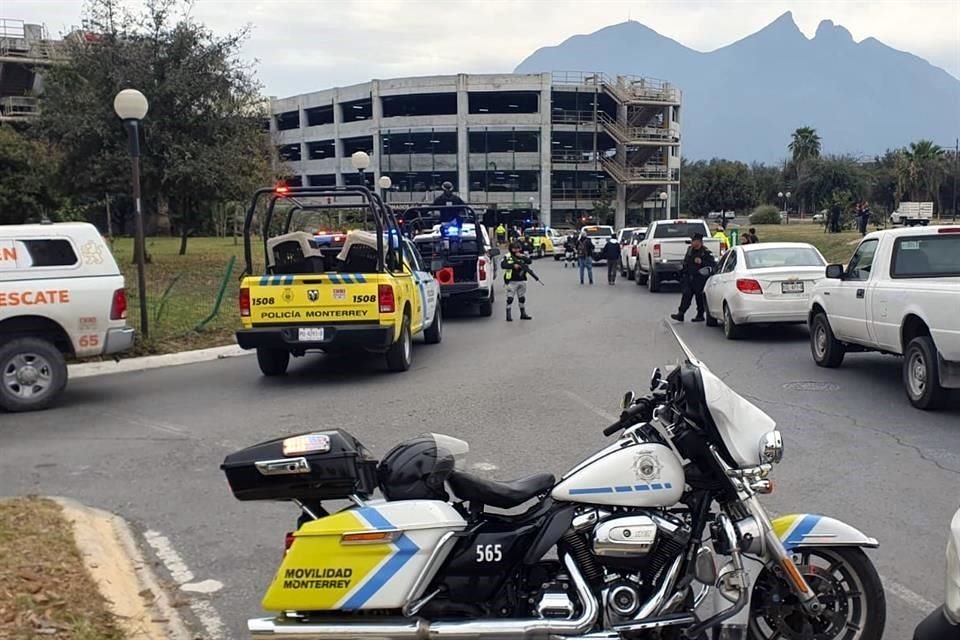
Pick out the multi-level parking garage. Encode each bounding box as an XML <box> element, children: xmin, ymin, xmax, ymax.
<box><xmin>269</xmin><ymin>72</ymin><xmax>681</xmax><ymax>227</ymax></box>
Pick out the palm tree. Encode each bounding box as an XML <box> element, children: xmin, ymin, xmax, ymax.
<box><xmin>897</xmin><ymin>140</ymin><xmax>946</xmax><ymax>215</ymax></box>
<box><xmin>788</xmin><ymin>126</ymin><xmax>822</xmax><ymax>214</ymax></box>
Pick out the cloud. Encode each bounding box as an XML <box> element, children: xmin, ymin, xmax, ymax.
<box><xmin>7</xmin><ymin>0</ymin><xmax>959</xmax><ymax>96</ymax></box>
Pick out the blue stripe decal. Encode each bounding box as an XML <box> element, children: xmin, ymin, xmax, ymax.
<box><xmin>341</xmin><ymin>273</ymin><xmax>354</xmax><ymax>284</ymax></box>
<box><xmin>328</xmin><ymin>274</ymin><xmax>340</xmax><ymax>284</ymax></box>
<box><xmin>355</xmin><ymin>273</ymin><xmax>366</xmax><ymax>284</ymax></box>
<box><xmin>284</xmin><ymin>274</ymin><xmax>294</xmax><ymax>285</ymax></box>
<box><xmin>783</xmin><ymin>514</ymin><xmax>821</xmax><ymax>551</ymax></box>
<box><xmin>569</xmin><ymin>487</ymin><xmax>614</xmax><ymax>495</ymax></box>
<box><xmin>260</xmin><ymin>276</ymin><xmax>269</xmax><ymax>286</ymax></box>
<box><xmin>341</xmin><ymin>508</ymin><xmax>419</xmax><ymax>610</ymax></box>
<box><xmin>570</xmin><ymin>483</ymin><xmax>675</xmax><ymax>496</ymax></box>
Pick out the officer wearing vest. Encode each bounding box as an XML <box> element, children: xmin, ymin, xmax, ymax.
<box><xmin>501</xmin><ymin>242</ymin><xmax>533</xmax><ymax>322</ymax></box>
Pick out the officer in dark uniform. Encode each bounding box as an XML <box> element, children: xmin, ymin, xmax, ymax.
<box><xmin>433</xmin><ymin>181</ymin><xmax>465</xmax><ymax>206</ymax></box>
<box><xmin>501</xmin><ymin>242</ymin><xmax>533</xmax><ymax>322</ymax></box>
<box><xmin>670</xmin><ymin>233</ymin><xmax>716</xmax><ymax>323</ymax></box>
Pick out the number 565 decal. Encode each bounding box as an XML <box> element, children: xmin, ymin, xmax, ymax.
<box><xmin>476</xmin><ymin>544</ymin><xmax>502</xmax><ymax>562</ymax></box>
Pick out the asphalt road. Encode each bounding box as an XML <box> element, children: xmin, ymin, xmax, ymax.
<box><xmin>2</xmin><ymin>258</ymin><xmax>958</xmax><ymax>639</ymax></box>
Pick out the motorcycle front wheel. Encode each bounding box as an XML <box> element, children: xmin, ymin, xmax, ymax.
<box><xmin>748</xmin><ymin>547</ymin><xmax>885</xmax><ymax>640</ymax></box>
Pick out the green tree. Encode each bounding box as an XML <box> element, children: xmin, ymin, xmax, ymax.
<box><xmin>788</xmin><ymin>126</ymin><xmax>822</xmax><ymax>213</ymax></box>
<box><xmin>684</xmin><ymin>159</ymin><xmax>757</xmax><ymax>217</ymax></box>
<box><xmin>0</xmin><ymin>126</ymin><xmax>62</xmax><ymax>224</ymax></box>
<box><xmin>897</xmin><ymin>140</ymin><xmax>947</xmax><ymax>215</ymax></box>
<box><xmin>35</xmin><ymin>0</ymin><xmax>272</xmax><ymax>254</ymax></box>
<box><xmin>800</xmin><ymin>155</ymin><xmax>871</xmax><ymax>214</ymax></box>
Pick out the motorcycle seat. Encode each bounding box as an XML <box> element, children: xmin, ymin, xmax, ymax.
<box><xmin>448</xmin><ymin>471</ymin><xmax>555</xmax><ymax>509</ymax></box>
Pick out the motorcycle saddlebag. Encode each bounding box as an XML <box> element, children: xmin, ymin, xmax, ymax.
<box><xmin>221</xmin><ymin>430</ymin><xmax>378</xmax><ymax>501</ymax></box>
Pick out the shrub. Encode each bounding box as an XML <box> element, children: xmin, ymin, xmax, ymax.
<box><xmin>750</xmin><ymin>205</ymin><xmax>782</xmax><ymax>225</ymax></box>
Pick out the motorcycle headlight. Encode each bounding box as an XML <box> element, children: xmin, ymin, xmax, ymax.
<box><xmin>759</xmin><ymin>430</ymin><xmax>784</xmax><ymax>464</ymax></box>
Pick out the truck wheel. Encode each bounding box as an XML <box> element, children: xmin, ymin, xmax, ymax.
<box><xmin>635</xmin><ymin>263</ymin><xmax>647</xmax><ymax>285</ymax></box>
<box><xmin>810</xmin><ymin>312</ymin><xmax>845</xmax><ymax>368</ymax></box>
<box><xmin>424</xmin><ymin>305</ymin><xmax>442</xmax><ymax>344</ymax></box>
<box><xmin>647</xmin><ymin>263</ymin><xmax>661</xmax><ymax>292</ymax></box>
<box><xmin>554</xmin><ymin>254</ymin><xmax>561</xmax><ymax>261</ymax></box>
<box><xmin>0</xmin><ymin>338</ymin><xmax>68</xmax><ymax>413</ymax></box>
<box><xmin>257</xmin><ymin>348</ymin><xmax>290</xmax><ymax>376</ymax></box>
<box><xmin>627</xmin><ymin>263</ymin><xmax>635</xmax><ymax>280</ymax></box>
<box><xmin>903</xmin><ymin>336</ymin><xmax>947</xmax><ymax>410</ymax></box>
<box><xmin>386</xmin><ymin>314</ymin><xmax>412</xmax><ymax>372</ymax></box>
<box><xmin>478</xmin><ymin>289</ymin><xmax>494</xmax><ymax>317</ymax></box>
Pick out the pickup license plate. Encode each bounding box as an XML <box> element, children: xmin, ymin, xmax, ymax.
<box><xmin>781</xmin><ymin>282</ymin><xmax>804</xmax><ymax>294</ymax></box>
<box><xmin>298</xmin><ymin>328</ymin><xmax>325</xmax><ymax>342</ymax></box>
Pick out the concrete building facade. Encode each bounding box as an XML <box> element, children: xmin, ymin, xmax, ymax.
<box><xmin>0</xmin><ymin>19</ymin><xmax>69</xmax><ymax>121</ymax></box>
<box><xmin>270</xmin><ymin>71</ymin><xmax>681</xmax><ymax>228</ymax></box>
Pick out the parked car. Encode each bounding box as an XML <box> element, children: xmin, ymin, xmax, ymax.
<box><xmin>704</xmin><ymin>242</ymin><xmax>827</xmax><ymax>339</ymax></box>
<box><xmin>808</xmin><ymin>226</ymin><xmax>960</xmax><ymax>409</ymax></box>
<box><xmin>0</xmin><ymin>222</ymin><xmax>134</xmax><ymax>412</ymax></box>
<box><xmin>579</xmin><ymin>225</ymin><xmax>616</xmax><ymax>263</ymax></box>
<box><xmin>635</xmin><ymin>219</ymin><xmax>721</xmax><ymax>292</ymax></box>
<box><xmin>707</xmin><ymin>211</ymin><xmax>736</xmax><ymax>222</ymax></box>
<box><xmin>620</xmin><ymin>227</ymin><xmax>647</xmax><ymax>280</ymax></box>
<box><xmin>523</xmin><ymin>226</ymin><xmax>563</xmax><ymax>259</ymax></box>
<box><xmin>891</xmin><ymin>201</ymin><xmax>934</xmax><ymax>227</ymax></box>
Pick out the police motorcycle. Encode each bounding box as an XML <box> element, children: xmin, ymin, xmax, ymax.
<box><xmin>222</xmin><ymin>323</ymin><xmax>885</xmax><ymax>639</ymax></box>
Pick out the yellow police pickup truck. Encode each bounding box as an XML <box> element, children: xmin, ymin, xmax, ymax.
<box><xmin>236</xmin><ymin>186</ymin><xmax>441</xmax><ymax>376</ymax></box>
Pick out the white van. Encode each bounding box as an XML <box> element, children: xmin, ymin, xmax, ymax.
<box><xmin>0</xmin><ymin>222</ymin><xmax>134</xmax><ymax>412</ymax></box>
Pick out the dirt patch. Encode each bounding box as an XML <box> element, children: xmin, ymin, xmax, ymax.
<box><xmin>0</xmin><ymin>497</ymin><xmax>123</xmax><ymax>640</ymax></box>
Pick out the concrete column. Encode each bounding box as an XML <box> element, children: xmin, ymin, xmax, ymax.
<box><xmin>615</xmin><ymin>184</ymin><xmax>626</xmax><ymax>229</ymax></box>
<box><xmin>268</xmin><ymin>100</ymin><xmax>280</xmax><ymax>174</ymax></box>
<box><xmin>333</xmin><ymin>89</ymin><xmax>343</xmax><ymax>186</ymax></box>
<box><xmin>371</xmin><ymin>81</ymin><xmax>382</xmax><ymax>187</ymax></box>
<box><xmin>456</xmin><ymin>74</ymin><xmax>469</xmax><ymax>199</ymax></box>
<box><xmin>539</xmin><ymin>72</ymin><xmax>552</xmax><ymax>227</ymax></box>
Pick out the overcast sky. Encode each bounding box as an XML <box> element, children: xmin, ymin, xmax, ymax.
<box><xmin>9</xmin><ymin>0</ymin><xmax>960</xmax><ymax>96</ymax></box>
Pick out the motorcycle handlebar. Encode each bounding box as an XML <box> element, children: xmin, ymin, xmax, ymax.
<box><xmin>602</xmin><ymin>396</ymin><xmax>655</xmax><ymax>436</ymax></box>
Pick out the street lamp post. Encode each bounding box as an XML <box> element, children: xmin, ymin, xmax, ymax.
<box><xmin>378</xmin><ymin>175</ymin><xmax>392</xmax><ymax>203</ymax></box>
<box><xmin>658</xmin><ymin>191</ymin><xmax>668</xmax><ymax>221</ymax></box>
<box><xmin>778</xmin><ymin>191</ymin><xmax>792</xmax><ymax>224</ymax></box>
<box><xmin>113</xmin><ymin>89</ymin><xmax>150</xmax><ymax>340</ymax></box>
<box><xmin>351</xmin><ymin>150</ymin><xmax>371</xmax><ymax>185</ymax></box>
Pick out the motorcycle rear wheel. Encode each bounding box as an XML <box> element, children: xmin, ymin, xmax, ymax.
<box><xmin>748</xmin><ymin>547</ymin><xmax>885</xmax><ymax>640</ymax></box>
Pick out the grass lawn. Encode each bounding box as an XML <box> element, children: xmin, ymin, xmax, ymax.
<box><xmin>101</xmin><ymin>225</ymin><xmax>865</xmax><ymax>357</ymax></box>
<box><xmin>746</xmin><ymin>223</ymin><xmax>863</xmax><ymax>263</ymax></box>
<box><xmin>0</xmin><ymin>497</ymin><xmax>124</xmax><ymax>640</ymax></box>
<box><xmin>108</xmin><ymin>236</ymin><xmax>246</xmax><ymax>356</ymax></box>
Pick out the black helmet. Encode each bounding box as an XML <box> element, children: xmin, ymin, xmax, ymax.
<box><xmin>377</xmin><ymin>435</ymin><xmax>459</xmax><ymax>501</ymax></box>
<box><xmin>441</xmin><ymin>181</ymin><xmax>454</xmax><ymax>192</ymax></box>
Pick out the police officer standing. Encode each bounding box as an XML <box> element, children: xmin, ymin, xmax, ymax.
<box><xmin>433</xmin><ymin>181</ymin><xmax>465</xmax><ymax>206</ymax></box>
<box><xmin>670</xmin><ymin>233</ymin><xmax>716</xmax><ymax>323</ymax></box>
<box><xmin>501</xmin><ymin>242</ymin><xmax>533</xmax><ymax>322</ymax></box>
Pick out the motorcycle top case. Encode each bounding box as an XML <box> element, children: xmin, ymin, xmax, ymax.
<box><xmin>220</xmin><ymin>430</ymin><xmax>378</xmax><ymax>502</ymax></box>
<box><xmin>263</xmin><ymin>500</ymin><xmax>466</xmax><ymax>612</ymax></box>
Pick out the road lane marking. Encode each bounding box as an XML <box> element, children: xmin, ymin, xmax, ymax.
<box><xmin>558</xmin><ymin>389</ymin><xmax>618</xmax><ymax>422</ymax></box>
<box><xmin>884</xmin><ymin>577</ymin><xmax>937</xmax><ymax>613</ymax></box>
<box><xmin>472</xmin><ymin>462</ymin><xmax>499</xmax><ymax>472</ymax></box>
<box><xmin>144</xmin><ymin>530</ymin><xmax>226</xmax><ymax>639</ymax></box>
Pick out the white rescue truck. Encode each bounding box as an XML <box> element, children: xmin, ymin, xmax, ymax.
<box><xmin>0</xmin><ymin>223</ymin><xmax>134</xmax><ymax>412</ymax></box>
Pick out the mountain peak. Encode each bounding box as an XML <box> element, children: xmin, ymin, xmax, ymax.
<box><xmin>815</xmin><ymin>19</ymin><xmax>854</xmax><ymax>44</ymax></box>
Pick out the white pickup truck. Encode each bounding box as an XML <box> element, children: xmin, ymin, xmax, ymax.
<box><xmin>635</xmin><ymin>219</ymin><xmax>721</xmax><ymax>292</ymax></box>
<box><xmin>1</xmin><ymin>222</ymin><xmax>134</xmax><ymax>412</ymax></box>
<box><xmin>808</xmin><ymin>226</ymin><xmax>960</xmax><ymax>409</ymax></box>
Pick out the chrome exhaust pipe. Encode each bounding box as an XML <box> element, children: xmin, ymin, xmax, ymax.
<box><xmin>249</xmin><ymin>553</ymin><xmax>599</xmax><ymax>639</ymax></box>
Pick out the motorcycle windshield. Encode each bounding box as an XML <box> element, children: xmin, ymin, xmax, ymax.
<box><xmin>662</xmin><ymin>321</ymin><xmax>777</xmax><ymax>468</ymax></box>
<box><xmin>425</xmin><ymin>433</ymin><xmax>471</xmax><ymax>473</ymax></box>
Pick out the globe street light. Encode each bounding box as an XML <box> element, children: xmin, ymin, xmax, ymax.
<box><xmin>659</xmin><ymin>190</ymin><xmax>669</xmax><ymax>220</ymax></box>
<box><xmin>378</xmin><ymin>175</ymin><xmax>392</xmax><ymax>202</ymax></box>
<box><xmin>351</xmin><ymin>150</ymin><xmax>371</xmax><ymax>188</ymax></box>
<box><xmin>113</xmin><ymin>88</ymin><xmax>150</xmax><ymax>340</ymax></box>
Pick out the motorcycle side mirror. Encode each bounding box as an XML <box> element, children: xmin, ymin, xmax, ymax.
<box><xmin>649</xmin><ymin>368</ymin><xmax>662</xmax><ymax>391</ymax></box>
<box><xmin>621</xmin><ymin>391</ymin><xmax>636</xmax><ymax>410</ymax></box>
<box><xmin>694</xmin><ymin>547</ymin><xmax>718</xmax><ymax>585</ymax></box>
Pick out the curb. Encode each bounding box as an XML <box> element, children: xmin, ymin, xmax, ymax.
<box><xmin>69</xmin><ymin>344</ymin><xmax>249</xmax><ymax>379</ymax></box>
<box><xmin>54</xmin><ymin>497</ymin><xmax>193</xmax><ymax>640</ymax></box>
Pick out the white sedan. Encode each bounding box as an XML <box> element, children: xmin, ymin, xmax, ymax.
<box><xmin>704</xmin><ymin>242</ymin><xmax>827</xmax><ymax>339</ymax></box>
